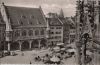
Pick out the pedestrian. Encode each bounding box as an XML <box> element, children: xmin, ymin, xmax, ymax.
<box><xmin>30</xmin><ymin>61</ymin><xmax>31</xmax><ymax>64</ymax></box>
<box><xmin>21</xmin><ymin>52</ymin><xmax>24</xmax><ymax>56</ymax></box>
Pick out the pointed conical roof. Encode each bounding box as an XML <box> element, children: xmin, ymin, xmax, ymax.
<box><xmin>59</xmin><ymin>8</ymin><xmax>64</xmax><ymax>18</ymax></box>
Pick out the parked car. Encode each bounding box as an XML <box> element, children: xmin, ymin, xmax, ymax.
<box><xmin>3</xmin><ymin>50</ymin><xmax>10</xmax><ymax>56</ymax></box>
<box><xmin>10</xmin><ymin>51</ymin><xmax>16</xmax><ymax>56</ymax></box>
<box><xmin>0</xmin><ymin>51</ymin><xmax>4</xmax><ymax>58</ymax></box>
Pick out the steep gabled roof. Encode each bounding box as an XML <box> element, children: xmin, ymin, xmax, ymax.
<box><xmin>59</xmin><ymin>18</ymin><xmax>67</xmax><ymax>24</ymax></box>
<box><xmin>5</xmin><ymin>6</ymin><xmax>46</xmax><ymax>27</ymax></box>
<box><xmin>65</xmin><ymin>17</ymin><xmax>76</xmax><ymax>29</ymax></box>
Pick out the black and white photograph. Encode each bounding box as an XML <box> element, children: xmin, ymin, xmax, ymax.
<box><xmin>0</xmin><ymin>0</ymin><xmax>100</xmax><ymax>65</ymax></box>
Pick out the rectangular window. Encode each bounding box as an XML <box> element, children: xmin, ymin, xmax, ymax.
<box><xmin>56</xmin><ymin>32</ymin><xmax>61</xmax><ymax>34</ymax></box>
<box><xmin>56</xmin><ymin>27</ymin><xmax>62</xmax><ymax>29</ymax></box>
<box><xmin>55</xmin><ymin>36</ymin><xmax>61</xmax><ymax>39</ymax></box>
<box><xmin>50</xmin><ymin>31</ymin><xmax>54</xmax><ymax>34</ymax></box>
<box><xmin>51</xmin><ymin>27</ymin><xmax>54</xmax><ymax>29</ymax></box>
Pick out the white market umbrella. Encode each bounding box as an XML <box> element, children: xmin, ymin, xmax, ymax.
<box><xmin>50</xmin><ymin>55</ymin><xmax>60</xmax><ymax>62</ymax></box>
<box><xmin>53</xmin><ymin>46</ymin><xmax>60</xmax><ymax>52</ymax></box>
<box><xmin>67</xmin><ymin>49</ymin><xmax>76</xmax><ymax>52</ymax></box>
<box><xmin>56</xmin><ymin>53</ymin><xmax>61</xmax><ymax>56</ymax></box>
<box><xmin>57</xmin><ymin>43</ymin><xmax>64</xmax><ymax>46</ymax></box>
<box><xmin>61</xmin><ymin>48</ymin><xmax>66</xmax><ymax>50</ymax></box>
<box><xmin>53</xmin><ymin>46</ymin><xmax>60</xmax><ymax>50</ymax></box>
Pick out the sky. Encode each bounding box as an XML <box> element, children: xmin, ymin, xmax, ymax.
<box><xmin>0</xmin><ymin>0</ymin><xmax>77</xmax><ymax>17</ymax></box>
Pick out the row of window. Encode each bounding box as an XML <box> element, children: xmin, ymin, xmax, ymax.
<box><xmin>14</xmin><ymin>29</ymin><xmax>44</xmax><ymax>37</ymax></box>
<box><xmin>50</xmin><ymin>31</ymin><xmax>61</xmax><ymax>34</ymax></box>
<box><xmin>50</xmin><ymin>36</ymin><xmax>61</xmax><ymax>39</ymax></box>
<box><xmin>70</xmin><ymin>30</ymin><xmax>76</xmax><ymax>33</ymax></box>
<box><xmin>50</xmin><ymin>27</ymin><xmax>62</xmax><ymax>29</ymax></box>
<box><xmin>70</xmin><ymin>35</ymin><xmax>75</xmax><ymax>38</ymax></box>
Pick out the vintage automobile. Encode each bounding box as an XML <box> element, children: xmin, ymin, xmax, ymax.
<box><xmin>0</xmin><ymin>51</ymin><xmax>4</xmax><ymax>58</ymax></box>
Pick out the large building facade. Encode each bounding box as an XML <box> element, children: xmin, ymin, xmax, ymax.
<box><xmin>0</xmin><ymin>3</ymin><xmax>70</xmax><ymax>51</ymax></box>
<box><xmin>47</xmin><ymin>13</ymin><xmax>63</xmax><ymax>45</ymax></box>
<box><xmin>0</xmin><ymin>3</ymin><xmax>49</xmax><ymax>51</ymax></box>
<box><xmin>46</xmin><ymin>11</ymin><xmax>70</xmax><ymax>45</ymax></box>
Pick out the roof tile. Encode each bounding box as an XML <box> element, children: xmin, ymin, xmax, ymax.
<box><xmin>5</xmin><ymin>6</ymin><xmax>46</xmax><ymax>26</ymax></box>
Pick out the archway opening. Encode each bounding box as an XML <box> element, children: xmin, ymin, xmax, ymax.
<box><xmin>11</xmin><ymin>42</ymin><xmax>19</xmax><ymax>51</ymax></box>
<box><xmin>0</xmin><ymin>41</ymin><xmax>5</xmax><ymax>51</ymax></box>
<box><xmin>40</xmin><ymin>39</ymin><xmax>47</xmax><ymax>48</ymax></box>
<box><xmin>22</xmin><ymin>41</ymin><xmax>29</xmax><ymax>51</ymax></box>
<box><xmin>31</xmin><ymin>39</ymin><xmax>39</xmax><ymax>49</ymax></box>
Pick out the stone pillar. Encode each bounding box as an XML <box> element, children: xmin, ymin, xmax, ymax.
<box><xmin>46</xmin><ymin>39</ymin><xmax>48</xmax><ymax>48</ymax></box>
<box><xmin>6</xmin><ymin>31</ymin><xmax>12</xmax><ymax>52</ymax></box>
<box><xmin>38</xmin><ymin>39</ymin><xmax>41</xmax><ymax>49</ymax></box>
<box><xmin>19</xmin><ymin>41</ymin><xmax>22</xmax><ymax>51</ymax></box>
<box><xmin>29</xmin><ymin>40</ymin><xmax>32</xmax><ymax>50</ymax></box>
<box><xmin>7</xmin><ymin>42</ymin><xmax>11</xmax><ymax>51</ymax></box>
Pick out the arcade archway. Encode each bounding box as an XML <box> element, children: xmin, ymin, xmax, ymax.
<box><xmin>31</xmin><ymin>39</ymin><xmax>39</xmax><ymax>49</ymax></box>
<box><xmin>40</xmin><ymin>39</ymin><xmax>47</xmax><ymax>48</ymax></box>
<box><xmin>0</xmin><ymin>41</ymin><xmax>5</xmax><ymax>51</ymax></box>
<box><xmin>22</xmin><ymin>41</ymin><xmax>29</xmax><ymax>50</ymax></box>
<box><xmin>11</xmin><ymin>42</ymin><xmax>19</xmax><ymax>51</ymax></box>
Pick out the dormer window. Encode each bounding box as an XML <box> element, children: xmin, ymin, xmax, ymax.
<box><xmin>21</xmin><ymin>15</ymin><xmax>26</xmax><ymax>18</ymax></box>
<box><xmin>19</xmin><ymin>20</ymin><xmax>23</xmax><ymax>25</ymax></box>
<box><xmin>36</xmin><ymin>19</ymin><xmax>41</xmax><ymax>24</ymax></box>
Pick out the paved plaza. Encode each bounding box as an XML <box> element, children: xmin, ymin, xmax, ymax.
<box><xmin>0</xmin><ymin>49</ymin><xmax>76</xmax><ymax>64</ymax></box>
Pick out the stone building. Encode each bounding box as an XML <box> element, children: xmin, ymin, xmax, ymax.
<box><xmin>47</xmin><ymin>13</ymin><xmax>63</xmax><ymax>45</ymax></box>
<box><xmin>0</xmin><ymin>3</ymin><xmax>49</xmax><ymax>51</ymax></box>
<box><xmin>59</xmin><ymin>9</ymin><xmax>70</xmax><ymax>44</ymax></box>
<box><xmin>68</xmin><ymin>17</ymin><xmax>76</xmax><ymax>43</ymax></box>
<box><xmin>0</xmin><ymin>3</ymin><xmax>70</xmax><ymax>51</ymax></box>
<box><xmin>46</xmin><ymin>10</ymin><xmax>70</xmax><ymax>45</ymax></box>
